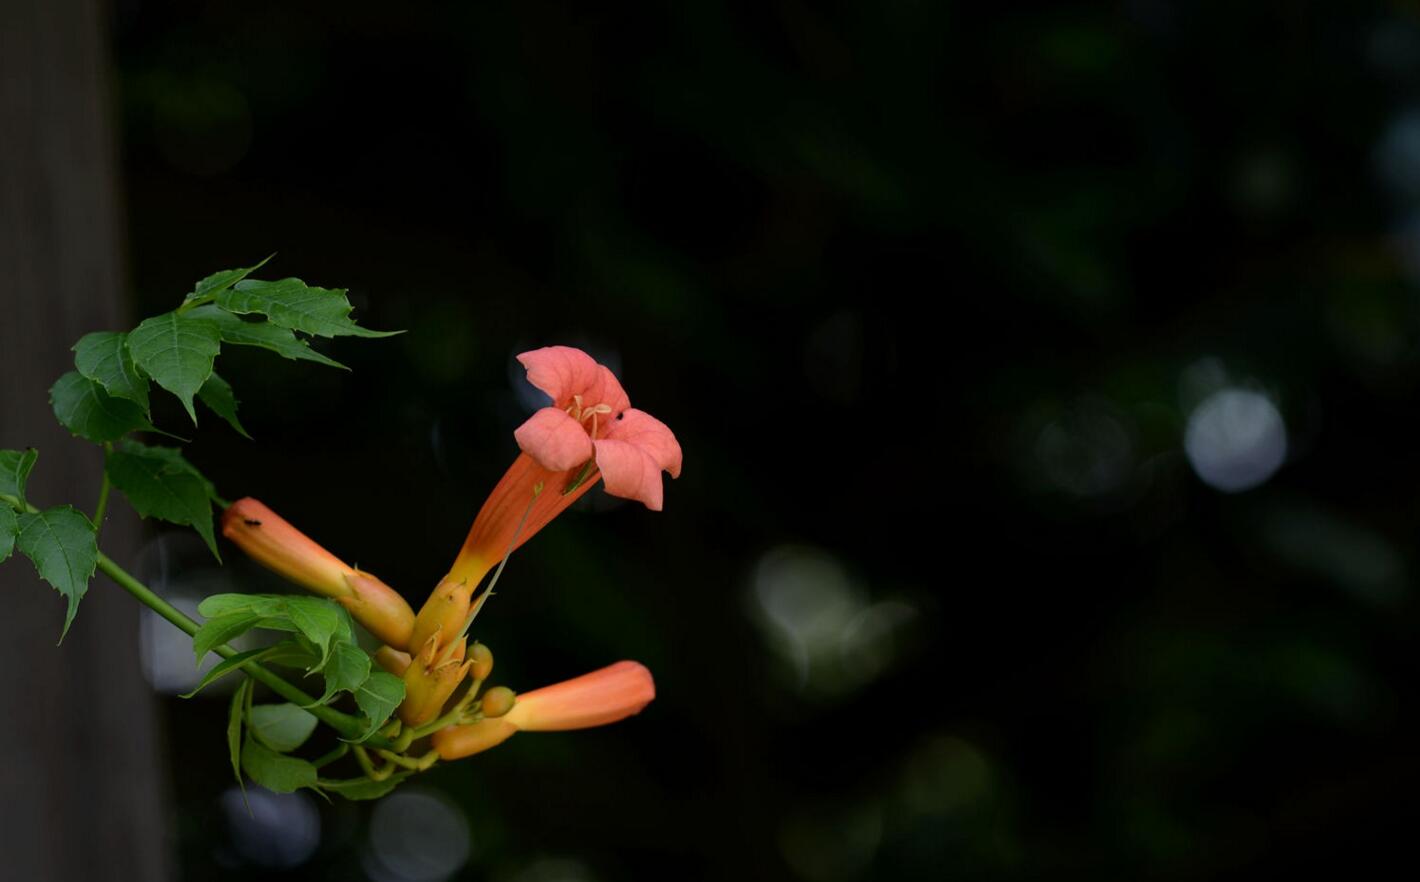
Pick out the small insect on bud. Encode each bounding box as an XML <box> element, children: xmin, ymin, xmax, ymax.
<box><xmin>480</xmin><ymin>685</ymin><xmax>517</xmax><ymax>718</ymax></box>
<box><xmin>469</xmin><ymin>642</ymin><xmax>493</xmax><ymax>681</ymax></box>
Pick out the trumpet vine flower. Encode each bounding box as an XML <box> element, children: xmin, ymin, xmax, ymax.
<box><xmin>431</xmin><ymin>660</ymin><xmax>656</xmax><ymax>760</ymax></box>
<box><xmin>445</xmin><ymin>346</ymin><xmax>682</xmax><ymax>587</ymax></box>
<box><xmin>220</xmin><ymin>497</ymin><xmax>415</xmax><ymax>648</ymax></box>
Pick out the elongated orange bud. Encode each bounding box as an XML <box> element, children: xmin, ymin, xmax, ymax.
<box><xmin>221</xmin><ymin>498</ymin><xmax>415</xmax><ymax>649</ymax></box>
<box><xmin>507</xmin><ymin>661</ymin><xmax>655</xmax><ymax>731</ymax></box>
<box><xmin>221</xmin><ymin>498</ymin><xmax>351</xmax><ymax>596</ymax></box>
<box><xmin>431</xmin><ymin>716</ymin><xmax>517</xmax><ymax>758</ymax></box>
<box><xmin>409</xmin><ymin>575</ymin><xmax>473</xmax><ymax>654</ymax></box>
<box><xmin>341</xmin><ymin>572</ymin><xmax>415</xmax><ymax>649</ymax></box>
<box><xmin>374</xmin><ymin>645</ymin><xmax>412</xmax><ymax>677</ymax></box>
<box><xmin>432</xmin><ymin>661</ymin><xmax>655</xmax><ymax>760</ymax></box>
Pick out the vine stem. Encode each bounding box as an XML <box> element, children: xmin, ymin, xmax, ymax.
<box><xmin>92</xmin><ymin>443</ymin><xmax>112</xmax><ymax>533</ymax></box>
<box><xmin>95</xmin><ymin>553</ymin><xmax>394</xmax><ymax>750</ymax></box>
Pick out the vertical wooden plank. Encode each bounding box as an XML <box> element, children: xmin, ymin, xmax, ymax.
<box><xmin>0</xmin><ymin>1</ymin><xmax>173</xmax><ymax>879</ymax></box>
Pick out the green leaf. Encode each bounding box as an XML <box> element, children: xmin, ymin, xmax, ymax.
<box><xmin>229</xmin><ymin>679</ymin><xmax>252</xmax><ymax>794</ymax></box>
<box><xmin>50</xmin><ymin>372</ymin><xmax>154</xmax><ymax>443</ymax></box>
<box><xmin>283</xmin><ymin>596</ymin><xmax>344</xmax><ymax>668</ymax></box>
<box><xmin>197</xmin><ymin>372</ymin><xmax>250</xmax><ymax>438</ymax></box>
<box><xmin>351</xmin><ymin>671</ymin><xmax>405</xmax><ymax>742</ymax></box>
<box><xmin>72</xmin><ymin>331</ymin><xmax>151</xmax><ymax>412</ymax></box>
<box><xmin>115</xmin><ymin>440</ymin><xmax>218</xmax><ymax>500</ymax></box>
<box><xmin>127</xmin><ymin>311</ymin><xmax>222</xmax><ymax>422</ymax></box>
<box><xmin>197</xmin><ymin>593</ymin><xmax>285</xmax><ymax>619</ymax></box>
<box><xmin>318</xmin><ymin>772</ymin><xmax>411</xmax><ymax>801</ymax></box>
<box><xmin>187</xmin><ymin>306</ymin><xmax>347</xmax><ymax>369</ymax></box>
<box><xmin>0</xmin><ymin>506</ymin><xmax>16</xmax><ymax>564</ymax></box>
<box><xmin>193</xmin><ymin>595</ymin><xmax>351</xmax><ymax>669</ymax></box>
<box><xmin>192</xmin><ymin>611</ymin><xmax>263</xmax><ymax>662</ymax></box>
<box><xmin>241</xmin><ymin>735</ymin><xmax>319</xmax><ymax>793</ymax></box>
<box><xmin>216</xmin><ymin>278</ymin><xmax>400</xmax><ymax>338</ymax></box>
<box><xmin>0</xmin><ymin>448</ymin><xmax>38</xmax><ymax>505</ymax></box>
<box><xmin>106</xmin><ymin>445</ymin><xmax>219</xmax><ymax>559</ymax></box>
<box><xmin>262</xmin><ymin>639</ymin><xmax>322</xmax><ymax>671</ymax></box>
<box><xmin>316</xmin><ymin>641</ymin><xmax>371</xmax><ymax>705</ymax></box>
<box><xmin>249</xmin><ymin>703</ymin><xmax>319</xmax><ymax>752</ymax></box>
<box><xmin>15</xmin><ymin>506</ymin><xmax>97</xmax><ymax>639</ymax></box>
<box><xmin>186</xmin><ymin>255</ymin><xmax>274</xmax><ymax>303</ymax></box>
<box><xmin>179</xmin><ymin>646</ymin><xmax>271</xmax><ymax>698</ymax></box>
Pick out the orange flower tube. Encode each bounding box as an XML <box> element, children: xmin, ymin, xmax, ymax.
<box><xmin>220</xmin><ymin>497</ymin><xmax>415</xmax><ymax>648</ymax></box>
<box><xmin>431</xmin><ymin>660</ymin><xmax>656</xmax><ymax>760</ymax></box>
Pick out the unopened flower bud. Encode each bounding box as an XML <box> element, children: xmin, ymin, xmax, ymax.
<box><xmin>409</xmin><ymin>575</ymin><xmax>473</xmax><ymax>654</ymax></box>
<box><xmin>221</xmin><ymin>498</ymin><xmax>415</xmax><ymax>647</ymax></box>
<box><xmin>480</xmin><ymin>685</ymin><xmax>516</xmax><ymax>718</ymax></box>
<box><xmin>469</xmin><ymin>642</ymin><xmax>493</xmax><ymax>681</ymax></box>
<box><xmin>431</xmin><ymin>717</ymin><xmax>516</xmax><ymax>760</ymax></box>
<box><xmin>374</xmin><ymin>645</ymin><xmax>412</xmax><ymax>677</ymax></box>
<box><xmin>341</xmin><ymin>572</ymin><xmax>415</xmax><ymax>649</ymax></box>
<box><xmin>432</xmin><ymin>661</ymin><xmax>655</xmax><ymax>761</ymax></box>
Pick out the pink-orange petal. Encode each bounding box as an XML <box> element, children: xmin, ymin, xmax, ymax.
<box><xmin>589</xmin><ymin>365</ymin><xmax>631</xmax><ymax>416</ymax></box>
<box><xmin>517</xmin><ymin>346</ymin><xmax>603</xmax><ymax>408</ymax></box>
<box><xmin>514</xmin><ymin>407</ymin><xmax>595</xmax><ymax>472</ymax></box>
<box><xmin>594</xmin><ymin>438</ymin><xmax>665</xmax><ymax>511</ymax></box>
<box><xmin>605</xmin><ymin>408</ymin><xmax>682</xmax><ymax>478</ymax></box>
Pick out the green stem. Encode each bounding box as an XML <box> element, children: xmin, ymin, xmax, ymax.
<box><xmin>311</xmin><ymin>743</ymin><xmax>350</xmax><ymax>769</ymax></box>
<box><xmin>93</xmin><ymin>444</ymin><xmax>112</xmax><ymax>533</ymax></box>
<box><xmin>95</xmin><ymin>553</ymin><xmax>393</xmax><ymax>750</ymax></box>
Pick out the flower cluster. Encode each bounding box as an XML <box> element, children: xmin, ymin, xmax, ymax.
<box><xmin>220</xmin><ymin>346</ymin><xmax>677</xmax><ymax>761</ymax></box>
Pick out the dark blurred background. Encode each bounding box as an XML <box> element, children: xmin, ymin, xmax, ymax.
<box><xmin>5</xmin><ymin>0</ymin><xmax>1420</xmax><ymax>879</ymax></box>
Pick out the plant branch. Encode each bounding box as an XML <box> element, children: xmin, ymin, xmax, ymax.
<box><xmin>94</xmin><ymin>552</ymin><xmax>394</xmax><ymax>750</ymax></box>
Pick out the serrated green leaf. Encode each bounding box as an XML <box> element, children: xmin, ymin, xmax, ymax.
<box><xmin>186</xmin><ymin>255</ymin><xmax>274</xmax><ymax>303</ymax></box>
<box><xmin>249</xmin><ymin>703</ymin><xmax>319</xmax><ymax>752</ymax></box>
<box><xmin>197</xmin><ymin>372</ymin><xmax>250</xmax><ymax>438</ymax></box>
<box><xmin>216</xmin><ymin>278</ymin><xmax>400</xmax><ymax>339</ymax></box>
<box><xmin>127</xmin><ymin>311</ymin><xmax>222</xmax><ymax>422</ymax></box>
<box><xmin>283</xmin><ymin>596</ymin><xmax>343</xmax><ymax>667</ymax></box>
<box><xmin>0</xmin><ymin>448</ymin><xmax>37</xmax><ymax>506</ymax></box>
<box><xmin>72</xmin><ymin>331</ymin><xmax>151</xmax><ymax>412</ymax></box>
<box><xmin>316</xmin><ymin>641</ymin><xmax>372</xmax><ymax>705</ymax></box>
<box><xmin>0</xmin><ymin>506</ymin><xmax>16</xmax><ymax>564</ymax></box>
<box><xmin>241</xmin><ymin>735</ymin><xmax>319</xmax><ymax>793</ymax></box>
<box><xmin>179</xmin><ymin>646</ymin><xmax>272</xmax><ymax>698</ymax></box>
<box><xmin>351</xmin><ymin>671</ymin><xmax>405</xmax><ymax>742</ymax></box>
<box><xmin>187</xmin><ymin>306</ymin><xmax>347</xmax><ymax>369</ymax></box>
<box><xmin>193</xmin><ymin>611</ymin><xmax>263</xmax><ymax>662</ymax></box>
<box><xmin>229</xmin><ymin>679</ymin><xmax>252</xmax><ymax>794</ymax></box>
<box><xmin>15</xmin><ymin>506</ymin><xmax>97</xmax><ymax>640</ymax></box>
<box><xmin>115</xmin><ymin>440</ymin><xmax>218</xmax><ymax>500</ymax></box>
<box><xmin>50</xmin><ymin>372</ymin><xmax>155</xmax><ymax>443</ymax></box>
<box><xmin>198</xmin><ymin>593</ymin><xmax>286</xmax><ymax>619</ymax></box>
<box><xmin>318</xmin><ymin>772</ymin><xmax>411</xmax><ymax>801</ymax></box>
<box><xmin>107</xmin><ymin>446</ymin><xmax>219</xmax><ymax>559</ymax></box>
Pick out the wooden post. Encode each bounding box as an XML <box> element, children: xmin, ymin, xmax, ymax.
<box><xmin>0</xmin><ymin>1</ymin><xmax>173</xmax><ymax>879</ymax></box>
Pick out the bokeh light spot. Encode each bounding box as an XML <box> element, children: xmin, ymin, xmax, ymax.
<box><xmin>363</xmin><ymin>788</ymin><xmax>471</xmax><ymax>882</ymax></box>
<box><xmin>1183</xmin><ymin>388</ymin><xmax>1286</xmax><ymax>492</ymax></box>
<box><xmin>219</xmin><ymin>787</ymin><xmax>320</xmax><ymax>870</ymax></box>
